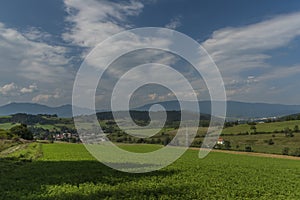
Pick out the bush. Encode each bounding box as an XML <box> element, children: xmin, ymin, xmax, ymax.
<box><xmin>163</xmin><ymin>136</ymin><xmax>171</xmax><ymax>146</ymax></box>
<box><xmin>291</xmin><ymin>148</ymin><xmax>300</xmax><ymax>157</ymax></box>
<box><xmin>268</xmin><ymin>139</ymin><xmax>274</xmax><ymax>145</ymax></box>
<box><xmin>282</xmin><ymin>147</ymin><xmax>289</xmax><ymax>155</ymax></box>
<box><xmin>245</xmin><ymin>146</ymin><xmax>252</xmax><ymax>152</ymax></box>
<box><xmin>10</xmin><ymin>124</ymin><xmax>33</xmax><ymax>140</ymax></box>
<box><xmin>223</xmin><ymin>140</ymin><xmax>231</xmax><ymax>150</ymax></box>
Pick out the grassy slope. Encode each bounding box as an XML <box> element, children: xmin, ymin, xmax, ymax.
<box><xmin>1</xmin><ymin>143</ymin><xmax>300</xmax><ymax>199</ymax></box>
<box><xmin>0</xmin><ymin>123</ymin><xmax>20</xmax><ymax>130</ymax></box>
<box><xmin>222</xmin><ymin>133</ymin><xmax>300</xmax><ymax>154</ymax></box>
<box><xmin>222</xmin><ymin>120</ymin><xmax>300</xmax><ymax>134</ymax></box>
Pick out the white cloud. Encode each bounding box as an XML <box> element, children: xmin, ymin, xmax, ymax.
<box><xmin>0</xmin><ymin>82</ymin><xmax>18</xmax><ymax>96</ymax></box>
<box><xmin>165</xmin><ymin>16</ymin><xmax>182</xmax><ymax>30</ymax></box>
<box><xmin>0</xmin><ymin>20</ymin><xmax>77</xmax><ymax>106</ymax></box>
<box><xmin>23</xmin><ymin>27</ymin><xmax>52</xmax><ymax>42</ymax></box>
<box><xmin>0</xmin><ymin>0</ymin><xmax>147</xmax><ymax>106</ymax></box>
<box><xmin>20</xmin><ymin>84</ymin><xmax>38</xmax><ymax>94</ymax></box>
<box><xmin>204</xmin><ymin>12</ymin><xmax>300</xmax><ymax>50</ymax></box>
<box><xmin>32</xmin><ymin>90</ymin><xmax>61</xmax><ymax>103</ymax></box>
<box><xmin>0</xmin><ymin>22</ymin><xmax>71</xmax><ymax>83</ymax></box>
<box><xmin>0</xmin><ymin>82</ymin><xmax>38</xmax><ymax>96</ymax></box>
<box><xmin>203</xmin><ymin>12</ymin><xmax>300</xmax><ymax>72</ymax></box>
<box><xmin>148</xmin><ymin>93</ymin><xmax>157</xmax><ymax>100</ymax></box>
<box><xmin>201</xmin><ymin>12</ymin><xmax>300</xmax><ymax>100</ymax></box>
<box><xmin>32</xmin><ymin>94</ymin><xmax>52</xmax><ymax>103</ymax></box>
<box><xmin>62</xmin><ymin>0</ymin><xmax>144</xmax><ymax>49</ymax></box>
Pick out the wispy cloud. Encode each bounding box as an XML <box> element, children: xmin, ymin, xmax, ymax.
<box><xmin>202</xmin><ymin>12</ymin><xmax>300</xmax><ymax>101</ymax></box>
<box><xmin>32</xmin><ymin>90</ymin><xmax>61</xmax><ymax>103</ymax></box>
<box><xmin>203</xmin><ymin>12</ymin><xmax>300</xmax><ymax>71</ymax></box>
<box><xmin>165</xmin><ymin>16</ymin><xmax>182</xmax><ymax>30</ymax></box>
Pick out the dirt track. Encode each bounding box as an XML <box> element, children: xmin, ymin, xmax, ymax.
<box><xmin>190</xmin><ymin>147</ymin><xmax>300</xmax><ymax>161</ymax></box>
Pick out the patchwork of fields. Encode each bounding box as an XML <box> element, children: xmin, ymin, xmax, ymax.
<box><xmin>1</xmin><ymin>143</ymin><xmax>300</xmax><ymax>199</ymax></box>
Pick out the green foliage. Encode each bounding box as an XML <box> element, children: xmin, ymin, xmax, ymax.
<box><xmin>294</xmin><ymin>125</ymin><xmax>299</xmax><ymax>133</ymax></box>
<box><xmin>0</xmin><ymin>129</ymin><xmax>13</xmax><ymax>139</ymax></box>
<box><xmin>0</xmin><ymin>122</ymin><xmax>20</xmax><ymax>130</ymax></box>
<box><xmin>1</xmin><ymin>143</ymin><xmax>300</xmax><ymax>199</ymax></box>
<box><xmin>249</xmin><ymin>125</ymin><xmax>257</xmax><ymax>135</ymax></box>
<box><xmin>268</xmin><ymin>139</ymin><xmax>274</xmax><ymax>145</ymax></box>
<box><xmin>163</xmin><ymin>136</ymin><xmax>171</xmax><ymax>146</ymax></box>
<box><xmin>223</xmin><ymin>140</ymin><xmax>231</xmax><ymax>150</ymax></box>
<box><xmin>0</xmin><ymin>142</ymin><xmax>42</xmax><ymax>162</ymax></box>
<box><xmin>282</xmin><ymin>147</ymin><xmax>290</xmax><ymax>155</ymax></box>
<box><xmin>0</xmin><ymin>140</ymin><xmax>20</xmax><ymax>151</ymax></box>
<box><xmin>291</xmin><ymin>148</ymin><xmax>300</xmax><ymax>157</ymax></box>
<box><xmin>245</xmin><ymin>145</ymin><xmax>252</xmax><ymax>152</ymax></box>
<box><xmin>284</xmin><ymin>127</ymin><xmax>294</xmax><ymax>137</ymax></box>
<box><xmin>10</xmin><ymin>124</ymin><xmax>33</xmax><ymax>140</ymax></box>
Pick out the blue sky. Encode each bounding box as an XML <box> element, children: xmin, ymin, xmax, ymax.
<box><xmin>0</xmin><ymin>0</ymin><xmax>300</xmax><ymax>107</ymax></box>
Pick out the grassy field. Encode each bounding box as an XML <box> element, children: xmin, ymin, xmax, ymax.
<box><xmin>222</xmin><ymin>120</ymin><xmax>300</xmax><ymax>135</ymax></box>
<box><xmin>0</xmin><ymin>121</ymin><xmax>72</xmax><ymax>131</ymax></box>
<box><xmin>222</xmin><ymin>133</ymin><xmax>300</xmax><ymax>154</ymax></box>
<box><xmin>1</xmin><ymin>143</ymin><xmax>300</xmax><ymax>199</ymax></box>
<box><xmin>0</xmin><ymin>123</ymin><xmax>20</xmax><ymax>130</ymax></box>
<box><xmin>31</xmin><ymin>123</ymin><xmax>75</xmax><ymax>131</ymax></box>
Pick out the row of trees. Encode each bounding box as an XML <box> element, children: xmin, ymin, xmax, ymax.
<box><xmin>0</xmin><ymin>113</ymin><xmax>70</xmax><ymax>125</ymax></box>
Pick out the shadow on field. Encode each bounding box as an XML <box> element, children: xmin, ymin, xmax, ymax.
<box><xmin>0</xmin><ymin>158</ymin><xmax>183</xmax><ymax>199</ymax></box>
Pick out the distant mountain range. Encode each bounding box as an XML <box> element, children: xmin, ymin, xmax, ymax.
<box><xmin>0</xmin><ymin>103</ymin><xmax>93</xmax><ymax>117</ymax></box>
<box><xmin>135</xmin><ymin>100</ymin><xmax>300</xmax><ymax>119</ymax></box>
<box><xmin>1</xmin><ymin>101</ymin><xmax>300</xmax><ymax>119</ymax></box>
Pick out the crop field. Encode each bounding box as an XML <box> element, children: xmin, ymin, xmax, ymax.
<box><xmin>1</xmin><ymin>143</ymin><xmax>300</xmax><ymax>199</ymax></box>
<box><xmin>222</xmin><ymin>120</ymin><xmax>300</xmax><ymax>135</ymax></box>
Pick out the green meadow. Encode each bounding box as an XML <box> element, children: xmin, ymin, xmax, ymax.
<box><xmin>1</xmin><ymin>143</ymin><xmax>300</xmax><ymax>199</ymax></box>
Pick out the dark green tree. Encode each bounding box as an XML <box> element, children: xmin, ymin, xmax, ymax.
<box><xmin>284</xmin><ymin>127</ymin><xmax>294</xmax><ymax>137</ymax></box>
<box><xmin>294</xmin><ymin>125</ymin><xmax>299</xmax><ymax>133</ymax></box>
<box><xmin>10</xmin><ymin>124</ymin><xmax>33</xmax><ymax>140</ymax></box>
<box><xmin>163</xmin><ymin>136</ymin><xmax>171</xmax><ymax>146</ymax></box>
<box><xmin>224</xmin><ymin>140</ymin><xmax>231</xmax><ymax>150</ymax></box>
<box><xmin>245</xmin><ymin>145</ymin><xmax>252</xmax><ymax>152</ymax></box>
<box><xmin>292</xmin><ymin>148</ymin><xmax>300</xmax><ymax>157</ymax></box>
<box><xmin>268</xmin><ymin>139</ymin><xmax>274</xmax><ymax>145</ymax></box>
<box><xmin>282</xmin><ymin>147</ymin><xmax>289</xmax><ymax>155</ymax></box>
<box><xmin>250</xmin><ymin>125</ymin><xmax>257</xmax><ymax>134</ymax></box>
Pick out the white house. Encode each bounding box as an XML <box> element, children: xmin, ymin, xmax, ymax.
<box><xmin>217</xmin><ymin>138</ymin><xmax>225</xmax><ymax>145</ymax></box>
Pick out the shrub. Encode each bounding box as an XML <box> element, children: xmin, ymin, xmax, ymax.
<box><xmin>282</xmin><ymin>147</ymin><xmax>289</xmax><ymax>155</ymax></box>
<box><xmin>245</xmin><ymin>146</ymin><xmax>252</xmax><ymax>152</ymax></box>
<box><xmin>291</xmin><ymin>148</ymin><xmax>300</xmax><ymax>157</ymax></box>
<box><xmin>268</xmin><ymin>139</ymin><xmax>274</xmax><ymax>145</ymax></box>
